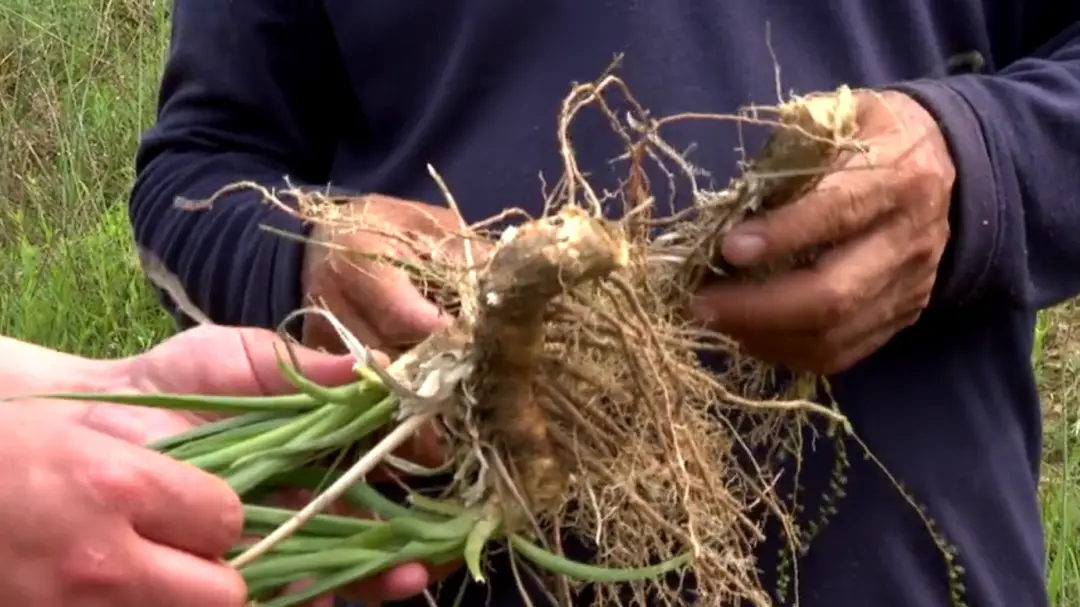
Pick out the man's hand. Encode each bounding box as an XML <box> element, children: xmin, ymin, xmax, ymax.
<box><xmin>691</xmin><ymin>91</ymin><xmax>955</xmax><ymax>374</ymax></box>
<box><xmin>301</xmin><ymin>194</ymin><xmax>481</xmax><ymax>355</ymax></box>
<box><xmin>298</xmin><ymin>194</ymin><xmax>481</xmax><ymax>602</ymax></box>
<box><xmin>0</xmin><ymin>407</ymin><xmax>246</xmax><ymax>607</ymax></box>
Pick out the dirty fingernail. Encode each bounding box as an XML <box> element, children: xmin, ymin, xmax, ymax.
<box><xmin>722</xmin><ymin>232</ymin><xmax>767</xmax><ymax>266</ymax></box>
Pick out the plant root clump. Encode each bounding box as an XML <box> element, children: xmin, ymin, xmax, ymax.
<box><xmin>247</xmin><ymin>68</ymin><xmax>872</xmax><ymax>607</ymax></box>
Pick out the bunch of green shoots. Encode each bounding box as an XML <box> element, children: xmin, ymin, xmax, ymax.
<box><xmin>34</xmin><ymin>308</ymin><xmax>689</xmax><ymax>606</ymax></box>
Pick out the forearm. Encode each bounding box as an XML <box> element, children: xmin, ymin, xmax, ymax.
<box><xmin>0</xmin><ymin>337</ymin><xmax>131</xmax><ymax>398</ymax></box>
<box><xmin>130</xmin><ymin>152</ymin><xmax>310</xmax><ymax>330</ymax></box>
<box><xmin>891</xmin><ymin>22</ymin><xmax>1080</xmax><ymax>311</ymax></box>
<box><xmin>131</xmin><ymin>0</ymin><xmax>348</xmax><ymax>331</ymax></box>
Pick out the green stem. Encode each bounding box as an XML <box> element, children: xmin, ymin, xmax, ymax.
<box><xmin>184</xmin><ymin>406</ymin><xmax>337</xmax><ymax>472</ymax></box>
<box><xmin>17</xmin><ymin>374</ymin><xmax>374</xmax><ymax>416</ymax></box>
<box><xmin>241</xmin><ymin>547</ymin><xmax>390</xmax><ymax>583</ymax></box>
<box><xmin>257</xmin><ymin>539</ymin><xmax>463</xmax><ymax>607</ymax></box>
<box><xmin>233</xmin><ymin>395</ymin><xmax>396</xmax><ymax>466</ymax></box>
<box><xmin>408</xmin><ymin>493</ymin><xmax>469</xmax><ymax>517</ymax></box>
<box><xmin>149</xmin><ymin>411</ymin><xmax>284</xmax><ymax>453</ymax></box>
<box><xmin>508</xmin><ymin>535</ymin><xmax>693</xmax><ymax>583</ymax></box>
<box><xmin>243</xmin><ymin>504</ymin><xmax>379</xmax><ymax>537</ymax></box>
<box><xmin>334</xmin><ymin>524</ymin><xmax>404</xmax><ymax>550</ymax></box>
<box><xmin>281</xmin><ymin>356</ymin><xmax>390</xmax><ymax>409</ymax></box>
<box><xmin>465</xmin><ymin>516</ymin><xmax>502</xmax><ymax>582</ymax></box>
<box><xmin>166</xmin><ymin>418</ymin><xmax>292</xmax><ymax>460</ymax></box>
<box><xmin>388</xmin><ymin>512</ymin><xmax>477</xmax><ymax>542</ymax></box>
<box><xmin>225</xmin><ymin>406</ymin><xmax>356</xmax><ymax>496</ymax></box>
<box><xmin>233</xmin><ymin>535</ymin><xmax>347</xmax><ymax>555</ymax></box>
<box><xmin>22</xmin><ymin>391</ymin><xmax>325</xmax><ymax>414</ymax></box>
<box><xmin>266</xmin><ymin>468</ymin><xmax>442</xmax><ymax>522</ymax></box>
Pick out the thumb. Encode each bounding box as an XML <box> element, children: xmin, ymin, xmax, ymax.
<box><xmin>721</xmin><ymin>163</ymin><xmax>881</xmax><ymax>268</ymax></box>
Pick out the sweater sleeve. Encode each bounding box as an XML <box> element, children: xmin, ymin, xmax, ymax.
<box><xmin>890</xmin><ymin>20</ymin><xmax>1080</xmax><ymax>312</ymax></box>
<box><xmin>128</xmin><ymin>0</ymin><xmax>354</xmax><ymax>330</ymax></box>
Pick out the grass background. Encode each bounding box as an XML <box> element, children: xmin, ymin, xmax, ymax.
<box><xmin>0</xmin><ymin>0</ymin><xmax>1076</xmax><ymax>603</ymax></box>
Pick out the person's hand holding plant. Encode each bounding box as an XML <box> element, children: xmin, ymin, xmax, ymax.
<box><xmin>692</xmin><ymin>91</ymin><xmax>955</xmax><ymax>374</ymax></box>
<box><xmin>0</xmin><ymin>325</ymin><xmax>439</xmax><ymax>606</ymax></box>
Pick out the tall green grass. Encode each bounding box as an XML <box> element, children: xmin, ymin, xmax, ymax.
<box><xmin>1037</xmin><ymin>307</ymin><xmax>1080</xmax><ymax>604</ymax></box>
<box><xmin>0</xmin><ymin>0</ymin><xmax>172</xmax><ymax>355</ymax></box>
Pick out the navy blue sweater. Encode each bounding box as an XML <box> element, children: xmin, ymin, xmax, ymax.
<box><xmin>131</xmin><ymin>1</ymin><xmax>1080</xmax><ymax>606</ymax></box>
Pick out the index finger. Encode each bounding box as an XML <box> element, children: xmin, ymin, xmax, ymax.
<box><xmin>339</xmin><ymin>255</ymin><xmax>451</xmax><ymax>347</ymax></box>
<box><xmin>692</xmin><ymin>228</ymin><xmax>895</xmax><ymax>335</ymax></box>
<box><xmin>721</xmin><ymin>154</ymin><xmax>894</xmax><ymax>268</ymax></box>
<box><xmin>691</xmin><ymin>266</ymin><xmax>834</xmax><ymax>335</ymax></box>
<box><xmin>87</xmin><ymin>438</ymin><xmax>243</xmax><ymax>558</ymax></box>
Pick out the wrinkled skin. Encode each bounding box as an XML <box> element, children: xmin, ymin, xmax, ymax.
<box><xmin>301</xmin><ymin>194</ymin><xmax>483</xmax><ymax>356</ymax></box>
<box><xmin>298</xmin><ymin>195</ymin><xmax>496</xmax><ymax>602</ymax></box>
<box><xmin>693</xmin><ymin>91</ymin><xmax>955</xmax><ymax>374</ymax></box>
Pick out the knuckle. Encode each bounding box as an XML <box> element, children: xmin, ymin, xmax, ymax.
<box><xmin>908</xmin><ymin>230</ymin><xmax>946</xmax><ymax>268</ymax></box>
<box><xmin>911</xmin><ymin>277</ymin><xmax>935</xmax><ymax>305</ymax></box>
<box><xmin>821</xmin><ymin>355</ymin><xmax>853</xmax><ymax>374</ymax></box>
<box><xmin>178</xmin><ymin>471</ymin><xmax>244</xmax><ymax>553</ymax></box>
<box><xmin>812</xmin><ymin>341</ymin><xmax>855</xmax><ymax>373</ymax></box>
<box><xmin>902</xmin><ymin>311</ymin><xmax>923</xmax><ymax>329</ymax></box>
<box><xmin>370</xmin><ymin>309</ymin><xmax>405</xmax><ymax>342</ymax></box>
<box><xmin>902</xmin><ymin>161</ymin><xmax>950</xmax><ymax>209</ymax></box>
<box><xmin>840</xmin><ymin>181</ymin><xmax>864</xmax><ymax>211</ymax></box>
<box><xmin>370</xmin><ymin>305</ymin><xmax>429</xmax><ymax>348</ymax></box>
<box><xmin>57</xmin><ymin>537</ymin><xmax>131</xmax><ymax>596</ymax></box>
<box><xmin>820</xmin><ymin>278</ymin><xmax>858</xmax><ymax>322</ymax></box>
<box><xmin>396</xmin><ymin>201</ymin><xmax>448</xmax><ymax>231</ymax></box>
<box><xmin>807</xmin><ymin>341</ymin><xmax>842</xmax><ymax>374</ymax></box>
<box><xmin>83</xmin><ymin>459</ymin><xmax>143</xmax><ymax>510</ymax></box>
<box><xmin>933</xmin><ymin>221</ymin><xmax>951</xmax><ymax>249</ymax></box>
<box><xmin>818</xmin><ymin>327</ymin><xmax>844</xmax><ymax>351</ymax></box>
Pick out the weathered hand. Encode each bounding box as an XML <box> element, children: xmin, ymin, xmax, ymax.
<box><xmin>301</xmin><ymin>194</ymin><xmax>483</xmax><ymax>355</ymax></box>
<box><xmin>299</xmin><ymin>195</ymin><xmax>482</xmax><ymax>602</ymax></box>
<box><xmin>691</xmin><ymin>90</ymin><xmax>955</xmax><ymax>374</ymax></box>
